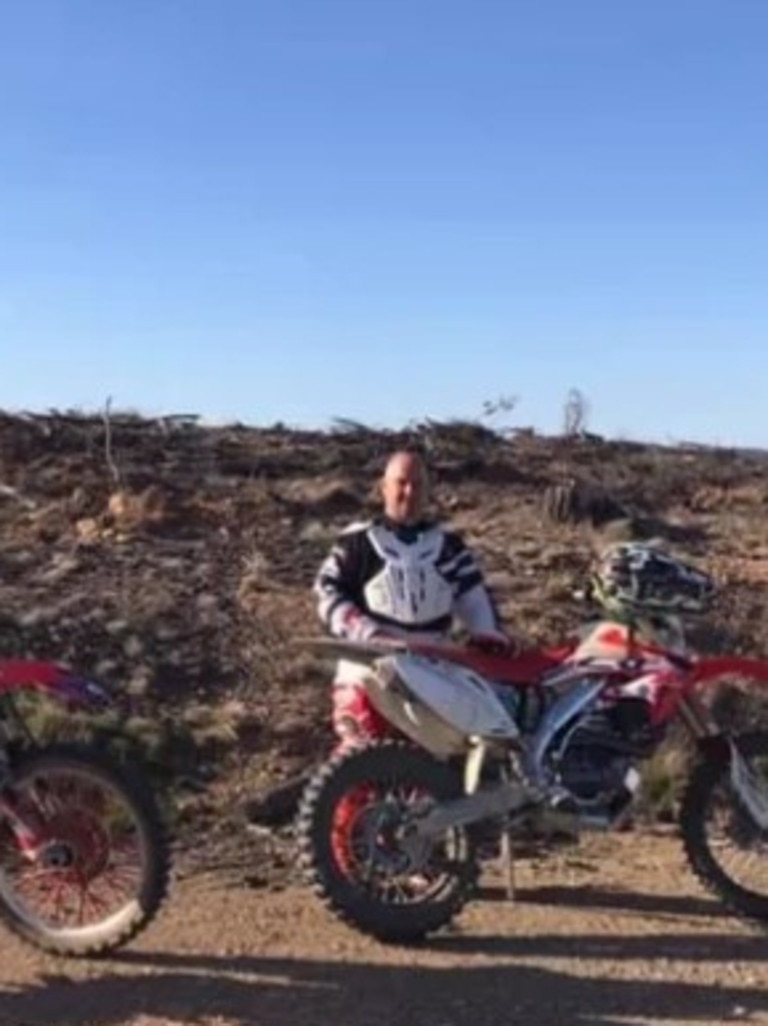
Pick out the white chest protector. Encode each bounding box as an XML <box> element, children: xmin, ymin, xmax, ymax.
<box><xmin>363</xmin><ymin>524</ymin><xmax>454</xmax><ymax>625</ymax></box>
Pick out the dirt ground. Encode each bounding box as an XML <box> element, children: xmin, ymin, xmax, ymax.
<box><xmin>1</xmin><ymin>830</ymin><xmax>768</xmax><ymax>1026</ymax></box>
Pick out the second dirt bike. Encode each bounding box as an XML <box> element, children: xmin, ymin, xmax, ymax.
<box><xmin>0</xmin><ymin>657</ymin><xmax>172</xmax><ymax>956</ymax></box>
<box><xmin>295</xmin><ymin>544</ymin><xmax>768</xmax><ymax>942</ymax></box>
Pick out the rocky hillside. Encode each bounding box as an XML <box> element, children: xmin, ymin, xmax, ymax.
<box><xmin>1</xmin><ymin>407</ymin><xmax>768</xmax><ymax>835</ymax></box>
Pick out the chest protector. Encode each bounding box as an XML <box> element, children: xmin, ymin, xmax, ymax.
<box><xmin>362</xmin><ymin>524</ymin><xmax>454</xmax><ymax>625</ymax></box>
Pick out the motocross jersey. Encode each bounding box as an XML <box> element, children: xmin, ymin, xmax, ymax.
<box><xmin>314</xmin><ymin>516</ymin><xmax>501</xmax><ymax>644</ymax></box>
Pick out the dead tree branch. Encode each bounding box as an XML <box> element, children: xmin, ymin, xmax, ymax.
<box><xmin>102</xmin><ymin>396</ymin><xmax>123</xmax><ymax>487</ymax></box>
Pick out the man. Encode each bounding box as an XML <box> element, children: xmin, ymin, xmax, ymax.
<box><xmin>314</xmin><ymin>449</ymin><xmax>516</xmax><ymax>748</ymax></box>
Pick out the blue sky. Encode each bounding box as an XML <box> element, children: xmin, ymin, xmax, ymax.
<box><xmin>1</xmin><ymin>1</ymin><xmax>766</xmax><ymax>444</ymax></box>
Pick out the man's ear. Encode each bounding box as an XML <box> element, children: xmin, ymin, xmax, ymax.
<box><xmin>368</xmin><ymin>476</ymin><xmax>385</xmax><ymax>507</ymax></box>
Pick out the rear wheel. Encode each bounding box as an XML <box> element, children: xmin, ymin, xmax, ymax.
<box><xmin>296</xmin><ymin>742</ymin><xmax>478</xmax><ymax>942</ymax></box>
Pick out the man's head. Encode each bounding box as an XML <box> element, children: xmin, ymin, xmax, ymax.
<box><xmin>380</xmin><ymin>450</ymin><xmax>429</xmax><ymax>525</ymax></box>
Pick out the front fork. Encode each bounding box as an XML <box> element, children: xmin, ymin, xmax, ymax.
<box><xmin>676</xmin><ymin>692</ymin><xmax>720</xmax><ymax>740</ymax></box>
<box><xmin>728</xmin><ymin>743</ymin><xmax>768</xmax><ymax>831</ymax></box>
<box><xmin>0</xmin><ymin>788</ymin><xmax>43</xmax><ymax>855</ymax></box>
<box><xmin>680</xmin><ymin>693</ymin><xmax>768</xmax><ymax>832</ymax></box>
<box><xmin>0</xmin><ymin>750</ymin><xmax>48</xmax><ymax>855</ymax></box>
<box><xmin>0</xmin><ymin>698</ymin><xmax>48</xmax><ymax>855</ymax></box>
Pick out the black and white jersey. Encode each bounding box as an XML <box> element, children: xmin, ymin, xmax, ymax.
<box><xmin>314</xmin><ymin>516</ymin><xmax>501</xmax><ymax>643</ymax></box>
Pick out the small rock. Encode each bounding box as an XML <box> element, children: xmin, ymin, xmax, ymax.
<box><xmin>36</xmin><ymin>553</ymin><xmax>82</xmax><ymax>585</ymax></box>
<box><xmin>9</xmin><ymin>549</ymin><xmax>36</xmax><ymax>568</ymax></box>
<box><xmin>75</xmin><ymin>516</ymin><xmax>102</xmax><ymax>542</ymax></box>
<box><xmin>127</xmin><ymin>669</ymin><xmax>152</xmax><ymax>696</ymax></box>
<box><xmin>159</xmin><ymin>557</ymin><xmax>187</xmax><ymax>572</ymax></box>
<box><xmin>123</xmin><ymin>634</ymin><xmax>145</xmax><ymax>659</ymax></box>
<box><xmin>17</xmin><ymin>606</ymin><xmax>51</xmax><ymax>628</ymax></box>
<box><xmin>155</xmin><ymin>623</ymin><xmax>180</xmax><ymax>642</ymax></box>
<box><xmin>68</xmin><ymin>486</ymin><xmax>90</xmax><ymax>515</ymax></box>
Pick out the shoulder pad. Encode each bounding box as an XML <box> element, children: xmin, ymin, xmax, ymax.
<box><xmin>439</xmin><ymin>527</ymin><xmax>467</xmax><ymax>549</ymax></box>
<box><xmin>339</xmin><ymin>519</ymin><xmax>372</xmax><ymax>536</ymax></box>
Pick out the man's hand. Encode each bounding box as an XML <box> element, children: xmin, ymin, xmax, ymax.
<box><xmin>368</xmin><ymin>631</ymin><xmax>406</xmax><ymax>649</ymax></box>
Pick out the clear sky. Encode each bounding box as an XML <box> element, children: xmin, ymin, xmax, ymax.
<box><xmin>1</xmin><ymin>1</ymin><xmax>766</xmax><ymax>445</ymax></box>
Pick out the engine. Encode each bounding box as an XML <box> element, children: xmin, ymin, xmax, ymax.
<box><xmin>553</xmin><ymin>696</ymin><xmax>662</xmax><ymax>810</ymax></box>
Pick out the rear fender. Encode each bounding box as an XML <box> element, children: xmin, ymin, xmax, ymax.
<box><xmin>0</xmin><ymin>660</ymin><xmax>113</xmax><ymax>712</ymax></box>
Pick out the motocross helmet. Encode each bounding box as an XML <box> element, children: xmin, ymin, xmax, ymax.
<box><xmin>589</xmin><ymin>542</ymin><xmax>715</xmax><ymax>618</ymax></box>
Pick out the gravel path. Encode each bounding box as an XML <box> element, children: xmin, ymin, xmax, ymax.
<box><xmin>1</xmin><ymin>831</ymin><xmax>767</xmax><ymax>1026</ymax></box>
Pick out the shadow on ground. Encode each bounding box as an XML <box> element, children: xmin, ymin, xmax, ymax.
<box><xmin>476</xmin><ymin>882</ymin><xmax>733</xmax><ymax>921</ymax></box>
<box><xmin>1</xmin><ymin>932</ymin><xmax>766</xmax><ymax>1026</ymax></box>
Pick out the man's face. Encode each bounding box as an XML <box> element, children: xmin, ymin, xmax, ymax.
<box><xmin>381</xmin><ymin>454</ymin><xmax>427</xmax><ymax>524</ymax></box>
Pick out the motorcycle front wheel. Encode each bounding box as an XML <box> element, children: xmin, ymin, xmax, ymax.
<box><xmin>681</xmin><ymin>730</ymin><xmax>768</xmax><ymax>924</ymax></box>
<box><xmin>296</xmin><ymin>741</ymin><xmax>479</xmax><ymax>943</ymax></box>
<box><xmin>0</xmin><ymin>742</ymin><xmax>171</xmax><ymax>956</ymax></box>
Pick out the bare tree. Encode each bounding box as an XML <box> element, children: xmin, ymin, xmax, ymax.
<box><xmin>562</xmin><ymin>387</ymin><xmax>590</xmax><ymax>437</ymax></box>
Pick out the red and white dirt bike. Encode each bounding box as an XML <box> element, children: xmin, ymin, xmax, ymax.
<box><xmin>0</xmin><ymin>658</ymin><xmax>171</xmax><ymax>956</ymax></box>
<box><xmin>295</xmin><ymin>585</ymin><xmax>768</xmax><ymax>943</ymax></box>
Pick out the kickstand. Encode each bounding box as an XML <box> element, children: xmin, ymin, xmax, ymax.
<box><xmin>500</xmin><ymin>827</ymin><xmax>515</xmax><ymax>901</ymax></box>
